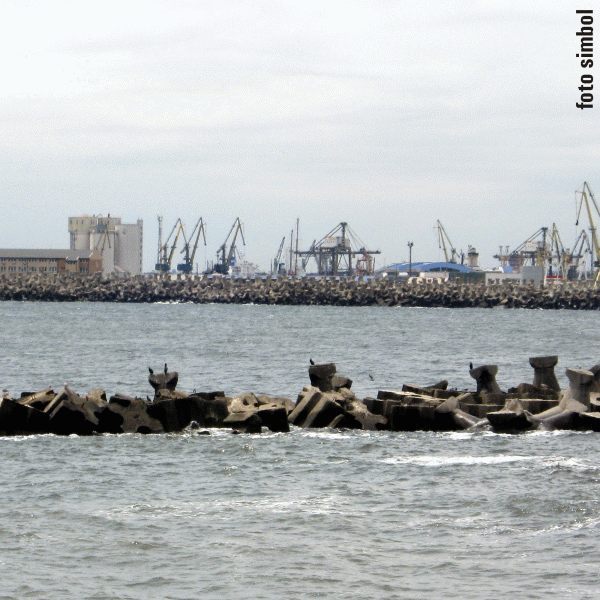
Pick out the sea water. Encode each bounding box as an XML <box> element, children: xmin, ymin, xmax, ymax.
<box><xmin>1</xmin><ymin>302</ymin><xmax>600</xmax><ymax>599</ymax></box>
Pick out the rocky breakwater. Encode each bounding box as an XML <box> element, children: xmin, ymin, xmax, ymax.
<box><xmin>0</xmin><ymin>362</ymin><xmax>384</xmax><ymax>436</ymax></box>
<box><xmin>371</xmin><ymin>355</ymin><xmax>600</xmax><ymax>433</ymax></box>
<box><xmin>0</xmin><ymin>365</ymin><xmax>294</xmax><ymax>436</ymax></box>
<box><xmin>3</xmin><ymin>357</ymin><xmax>600</xmax><ymax>436</ymax></box>
<box><xmin>2</xmin><ymin>272</ymin><xmax>600</xmax><ymax>309</ymax></box>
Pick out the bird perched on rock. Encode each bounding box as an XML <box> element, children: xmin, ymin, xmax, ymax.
<box><xmin>164</xmin><ymin>363</ymin><xmax>168</xmax><ymax>374</ymax></box>
<box><xmin>149</xmin><ymin>367</ymin><xmax>154</xmax><ymax>375</ymax></box>
<box><xmin>469</xmin><ymin>362</ymin><xmax>473</xmax><ymax>371</ymax></box>
<box><xmin>309</xmin><ymin>358</ymin><xmax>315</xmax><ymax>365</ymax></box>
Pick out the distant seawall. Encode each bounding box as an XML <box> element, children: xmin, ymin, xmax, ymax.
<box><xmin>1</xmin><ymin>273</ymin><xmax>599</xmax><ymax>309</ymax></box>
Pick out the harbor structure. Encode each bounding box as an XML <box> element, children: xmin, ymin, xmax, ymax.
<box><xmin>494</xmin><ymin>224</ymin><xmax>591</xmax><ymax>280</ymax></box>
<box><xmin>491</xmin><ymin>184</ymin><xmax>598</xmax><ymax>281</ymax></box>
<box><xmin>69</xmin><ymin>215</ymin><xmax>143</xmax><ymax>275</ymax></box>
<box><xmin>213</xmin><ymin>217</ymin><xmax>245</xmax><ymax>275</ymax></box>
<box><xmin>378</xmin><ymin>261</ymin><xmax>473</xmax><ymax>280</ymax></box>
<box><xmin>0</xmin><ymin>249</ymin><xmax>102</xmax><ymax>275</ymax></box>
<box><xmin>155</xmin><ymin>216</ymin><xmax>209</xmax><ymax>274</ymax></box>
<box><xmin>296</xmin><ymin>222</ymin><xmax>381</xmax><ymax>276</ymax></box>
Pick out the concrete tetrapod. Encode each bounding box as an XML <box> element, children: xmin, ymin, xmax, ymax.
<box><xmin>486</xmin><ymin>399</ymin><xmax>539</xmax><ymax>433</ymax></box>
<box><xmin>533</xmin><ymin>368</ymin><xmax>595</xmax><ymax>431</ymax></box>
<box><xmin>588</xmin><ymin>363</ymin><xmax>600</xmax><ymax>394</ymax></box>
<box><xmin>308</xmin><ymin>363</ymin><xmax>337</xmax><ymax>392</ymax></box>
<box><xmin>529</xmin><ymin>356</ymin><xmax>560</xmax><ymax>391</ymax></box>
<box><xmin>434</xmin><ymin>396</ymin><xmax>484</xmax><ymax>430</ymax></box>
<box><xmin>149</xmin><ymin>365</ymin><xmax>179</xmax><ymax>400</ymax></box>
<box><xmin>469</xmin><ymin>365</ymin><xmax>503</xmax><ymax>395</ymax></box>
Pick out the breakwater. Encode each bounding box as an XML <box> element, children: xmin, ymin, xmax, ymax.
<box><xmin>3</xmin><ymin>358</ymin><xmax>600</xmax><ymax>436</ymax></box>
<box><xmin>1</xmin><ymin>272</ymin><xmax>599</xmax><ymax>308</ymax></box>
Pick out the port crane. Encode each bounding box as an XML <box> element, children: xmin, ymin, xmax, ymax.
<box><xmin>214</xmin><ymin>218</ymin><xmax>245</xmax><ymax>275</ymax></box>
<box><xmin>271</xmin><ymin>237</ymin><xmax>285</xmax><ymax>275</ymax></box>
<box><xmin>435</xmin><ymin>220</ymin><xmax>461</xmax><ymax>263</ymax></box>
<box><xmin>155</xmin><ymin>217</ymin><xmax>185</xmax><ymax>272</ymax></box>
<box><xmin>95</xmin><ymin>227</ymin><xmax>112</xmax><ymax>256</ymax></box>
<box><xmin>177</xmin><ymin>217</ymin><xmax>207</xmax><ymax>273</ymax></box>
<box><xmin>575</xmin><ymin>181</ymin><xmax>600</xmax><ymax>280</ymax></box>
<box><xmin>301</xmin><ymin>240</ymin><xmax>317</xmax><ymax>273</ymax></box>
<box><xmin>296</xmin><ymin>222</ymin><xmax>380</xmax><ymax>276</ymax></box>
<box><xmin>493</xmin><ymin>227</ymin><xmax>549</xmax><ymax>273</ymax></box>
<box><xmin>547</xmin><ymin>223</ymin><xmax>569</xmax><ymax>278</ymax></box>
<box><xmin>495</xmin><ymin>221</ymin><xmax>595</xmax><ymax>280</ymax></box>
<box><xmin>547</xmin><ymin>223</ymin><xmax>590</xmax><ymax>280</ymax></box>
<box><xmin>90</xmin><ymin>216</ymin><xmax>115</xmax><ymax>259</ymax></box>
<box><xmin>569</xmin><ymin>229</ymin><xmax>593</xmax><ymax>279</ymax></box>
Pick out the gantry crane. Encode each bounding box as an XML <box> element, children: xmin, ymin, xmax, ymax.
<box><xmin>214</xmin><ymin>218</ymin><xmax>245</xmax><ymax>275</ymax></box>
<box><xmin>177</xmin><ymin>217</ymin><xmax>207</xmax><ymax>273</ymax></box>
<box><xmin>155</xmin><ymin>217</ymin><xmax>185</xmax><ymax>272</ymax></box>
<box><xmin>493</xmin><ymin>227</ymin><xmax>549</xmax><ymax>273</ymax></box>
<box><xmin>295</xmin><ymin>222</ymin><xmax>380</xmax><ymax>276</ymax></box>
<box><xmin>435</xmin><ymin>220</ymin><xmax>460</xmax><ymax>263</ymax></box>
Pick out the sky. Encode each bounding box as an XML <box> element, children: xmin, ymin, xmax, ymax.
<box><xmin>1</xmin><ymin>0</ymin><xmax>598</xmax><ymax>273</ymax></box>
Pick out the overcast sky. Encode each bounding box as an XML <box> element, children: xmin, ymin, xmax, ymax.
<box><xmin>1</xmin><ymin>1</ymin><xmax>597</xmax><ymax>273</ymax></box>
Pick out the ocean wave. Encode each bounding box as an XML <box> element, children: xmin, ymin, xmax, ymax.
<box><xmin>380</xmin><ymin>454</ymin><xmax>538</xmax><ymax>467</ymax></box>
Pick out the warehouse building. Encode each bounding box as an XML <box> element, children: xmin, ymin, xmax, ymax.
<box><xmin>0</xmin><ymin>249</ymin><xmax>103</xmax><ymax>275</ymax></box>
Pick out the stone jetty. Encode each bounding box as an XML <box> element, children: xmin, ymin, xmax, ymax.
<box><xmin>1</xmin><ymin>272</ymin><xmax>600</xmax><ymax>309</ymax></box>
<box><xmin>3</xmin><ymin>357</ymin><xmax>600</xmax><ymax>436</ymax></box>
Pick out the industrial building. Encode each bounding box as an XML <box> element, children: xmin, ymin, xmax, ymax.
<box><xmin>377</xmin><ymin>261</ymin><xmax>473</xmax><ymax>279</ymax></box>
<box><xmin>0</xmin><ymin>249</ymin><xmax>103</xmax><ymax>275</ymax></box>
<box><xmin>69</xmin><ymin>215</ymin><xmax>143</xmax><ymax>275</ymax></box>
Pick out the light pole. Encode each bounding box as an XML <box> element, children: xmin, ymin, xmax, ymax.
<box><xmin>408</xmin><ymin>242</ymin><xmax>414</xmax><ymax>277</ymax></box>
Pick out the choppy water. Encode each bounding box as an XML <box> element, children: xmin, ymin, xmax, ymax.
<box><xmin>2</xmin><ymin>303</ymin><xmax>600</xmax><ymax>599</ymax></box>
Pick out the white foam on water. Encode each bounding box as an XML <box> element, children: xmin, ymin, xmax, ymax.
<box><xmin>381</xmin><ymin>454</ymin><xmax>538</xmax><ymax>467</ymax></box>
<box><xmin>213</xmin><ymin>494</ymin><xmax>345</xmax><ymax>516</ymax></box>
<box><xmin>540</xmin><ymin>456</ymin><xmax>599</xmax><ymax>471</ymax></box>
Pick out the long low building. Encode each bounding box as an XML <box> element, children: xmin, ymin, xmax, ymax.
<box><xmin>378</xmin><ymin>261</ymin><xmax>474</xmax><ymax>275</ymax></box>
<box><xmin>0</xmin><ymin>249</ymin><xmax>102</xmax><ymax>275</ymax></box>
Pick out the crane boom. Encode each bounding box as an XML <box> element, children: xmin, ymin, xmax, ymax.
<box><xmin>178</xmin><ymin>217</ymin><xmax>207</xmax><ymax>273</ymax></box>
<box><xmin>167</xmin><ymin>219</ymin><xmax>185</xmax><ymax>268</ymax></box>
<box><xmin>272</xmin><ymin>236</ymin><xmax>285</xmax><ymax>275</ymax></box>
<box><xmin>548</xmin><ymin>223</ymin><xmax>569</xmax><ymax>278</ymax></box>
<box><xmin>214</xmin><ymin>218</ymin><xmax>245</xmax><ymax>274</ymax></box>
<box><xmin>156</xmin><ymin>218</ymin><xmax>184</xmax><ymax>272</ymax></box>
<box><xmin>435</xmin><ymin>220</ymin><xmax>458</xmax><ymax>263</ymax></box>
